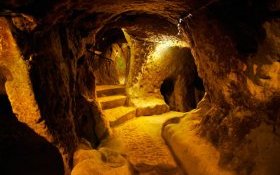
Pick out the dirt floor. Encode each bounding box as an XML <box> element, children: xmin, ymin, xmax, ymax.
<box><xmin>100</xmin><ymin>111</ymin><xmax>186</xmax><ymax>175</ymax></box>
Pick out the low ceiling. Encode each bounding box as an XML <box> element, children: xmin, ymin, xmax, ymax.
<box><xmin>95</xmin><ymin>13</ymin><xmax>180</xmax><ymax>43</ymax></box>
<box><xmin>0</xmin><ymin>0</ymin><xmax>210</xmax><ymax>47</ymax></box>
<box><xmin>0</xmin><ymin>0</ymin><xmax>210</xmax><ymax>28</ymax></box>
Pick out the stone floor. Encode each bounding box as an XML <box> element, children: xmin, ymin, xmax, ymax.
<box><xmin>100</xmin><ymin>111</ymin><xmax>186</xmax><ymax>175</ymax></box>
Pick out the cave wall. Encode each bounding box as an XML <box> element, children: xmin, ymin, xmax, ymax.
<box><xmin>0</xmin><ymin>18</ymin><xmax>51</xmax><ymax>141</ymax></box>
<box><xmin>94</xmin><ymin>42</ymin><xmax>129</xmax><ymax>85</ymax></box>
<box><xmin>0</xmin><ymin>17</ymin><xmax>66</xmax><ymax>174</ymax></box>
<box><xmin>29</xmin><ymin>23</ymin><xmax>110</xmax><ymax>157</ymax></box>
<box><xmin>110</xmin><ymin>43</ymin><xmax>129</xmax><ymax>84</ymax></box>
<box><xmin>157</xmin><ymin>48</ymin><xmax>204</xmax><ymax>112</ymax></box>
<box><xmin>0</xmin><ymin>93</ymin><xmax>64</xmax><ymax>175</ymax></box>
<box><xmin>163</xmin><ymin>0</ymin><xmax>280</xmax><ymax>174</ymax></box>
<box><xmin>0</xmin><ymin>16</ymin><xmax>110</xmax><ymax>173</ymax></box>
<box><xmin>29</xmin><ymin>25</ymin><xmax>79</xmax><ymax>169</ymax></box>
<box><xmin>0</xmin><ymin>0</ymin><xmax>279</xmax><ymax>174</ymax></box>
<box><xmin>124</xmin><ymin>30</ymin><xmax>202</xmax><ymax>112</ymax></box>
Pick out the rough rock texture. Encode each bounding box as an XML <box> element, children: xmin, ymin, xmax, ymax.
<box><xmin>163</xmin><ymin>95</ymin><xmax>238</xmax><ymax>175</ymax></box>
<box><xmin>29</xmin><ymin>25</ymin><xmax>79</xmax><ymax>169</ymax></box>
<box><xmin>124</xmin><ymin>28</ymin><xmax>202</xmax><ymax>113</ymax></box>
<box><xmin>0</xmin><ymin>16</ymin><xmax>110</xmax><ymax>173</ymax></box>
<box><xmin>0</xmin><ymin>17</ymin><xmax>65</xmax><ymax>173</ymax></box>
<box><xmin>29</xmin><ymin>24</ymin><xmax>110</xmax><ymax>161</ymax></box>
<box><xmin>72</xmin><ymin>140</ymin><xmax>132</xmax><ymax>175</ymax></box>
<box><xmin>157</xmin><ymin>48</ymin><xmax>204</xmax><ymax>111</ymax></box>
<box><xmin>0</xmin><ymin>0</ymin><xmax>279</xmax><ymax>174</ymax></box>
<box><xmin>0</xmin><ymin>18</ymin><xmax>52</xmax><ymax>142</ymax></box>
<box><xmin>0</xmin><ymin>94</ymin><xmax>64</xmax><ymax>175</ymax></box>
<box><xmin>101</xmin><ymin>112</ymin><xmax>186</xmax><ymax>175</ymax></box>
<box><xmin>76</xmin><ymin>52</ymin><xmax>109</xmax><ymax>145</ymax></box>
<box><xmin>0</xmin><ymin>0</ymin><xmax>190</xmax><ymax>31</ymax></box>
<box><xmin>89</xmin><ymin>13</ymin><xmax>202</xmax><ymax>113</ymax></box>
<box><xmin>164</xmin><ymin>0</ymin><xmax>280</xmax><ymax>174</ymax></box>
<box><xmin>94</xmin><ymin>42</ymin><xmax>129</xmax><ymax>85</ymax></box>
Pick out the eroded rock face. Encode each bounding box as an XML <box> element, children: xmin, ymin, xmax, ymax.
<box><xmin>124</xmin><ymin>32</ymin><xmax>203</xmax><ymax>112</ymax></box>
<box><xmin>0</xmin><ymin>94</ymin><xmax>64</xmax><ymax>175</ymax></box>
<box><xmin>0</xmin><ymin>0</ymin><xmax>190</xmax><ymax>27</ymax></box>
<box><xmin>29</xmin><ymin>24</ymin><xmax>110</xmax><ymax>157</ymax></box>
<box><xmin>72</xmin><ymin>141</ymin><xmax>131</xmax><ymax>175</ymax></box>
<box><xmin>29</xmin><ymin>26</ymin><xmax>79</xmax><ymax>167</ymax></box>
<box><xmin>165</xmin><ymin>0</ymin><xmax>280</xmax><ymax>174</ymax></box>
<box><xmin>94</xmin><ymin>42</ymin><xmax>128</xmax><ymax>85</ymax></box>
<box><xmin>0</xmin><ymin>17</ymin><xmax>110</xmax><ymax>173</ymax></box>
<box><xmin>0</xmin><ymin>0</ymin><xmax>279</xmax><ymax>174</ymax></box>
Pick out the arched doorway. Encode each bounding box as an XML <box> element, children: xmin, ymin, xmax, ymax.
<box><xmin>94</xmin><ymin>28</ymin><xmax>130</xmax><ymax>85</ymax></box>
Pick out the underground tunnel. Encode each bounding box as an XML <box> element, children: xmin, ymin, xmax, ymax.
<box><xmin>0</xmin><ymin>0</ymin><xmax>279</xmax><ymax>175</ymax></box>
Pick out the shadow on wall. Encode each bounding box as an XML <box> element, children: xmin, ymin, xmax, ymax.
<box><xmin>0</xmin><ymin>74</ymin><xmax>64</xmax><ymax>175</ymax></box>
<box><xmin>160</xmin><ymin>77</ymin><xmax>174</xmax><ymax>105</ymax></box>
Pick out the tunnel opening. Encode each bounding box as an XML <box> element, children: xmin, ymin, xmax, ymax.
<box><xmin>0</xmin><ymin>70</ymin><xmax>64</xmax><ymax>175</ymax></box>
<box><xmin>0</xmin><ymin>1</ymin><xmax>278</xmax><ymax>175</ymax></box>
<box><xmin>160</xmin><ymin>77</ymin><xmax>175</xmax><ymax>105</ymax></box>
<box><xmin>157</xmin><ymin>46</ymin><xmax>205</xmax><ymax>112</ymax></box>
<box><xmin>94</xmin><ymin>28</ymin><xmax>130</xmax><ymax>85</ymax></box>
<box><xmin>93</xmin><ymin>12</ymin><xmax>206</xmax><ymax>119</ymax></box>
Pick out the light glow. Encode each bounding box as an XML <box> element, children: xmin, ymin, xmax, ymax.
<box><xmin>151</xmin><ymin>36</ymin><xmax>189</xmax><ymax>62</ymax></box>
<box><xmin>153</xmin><ymin>41</ymin><xmax>173</xmax><ymax>57</ymax></box>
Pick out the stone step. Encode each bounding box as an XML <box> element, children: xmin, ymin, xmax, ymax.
<box><xmin>103</xmin><ymin>106</ymin><xmax>136</xmax><ymax>127</ymax></box>
<box><xmin>98</xmin><ymin>95</ymin><xmax>127</xmax><ymax>110</ymax></box>
<box><xmin>96</xmin><ymin>85</ymin><xmax>126</xmax><ymax>97</ymax></box>
<box><xmin>129</xmin><ymin>97</ymin><xmax>170</xmax><ymax>116</ymax></box>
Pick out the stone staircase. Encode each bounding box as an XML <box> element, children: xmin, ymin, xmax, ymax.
<box><xmin>96</xmin><ymin>85</ymin><xmax>136</xmax><ymax>127</ymax></box>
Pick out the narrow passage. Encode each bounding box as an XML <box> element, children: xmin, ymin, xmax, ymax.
<box><xmin>101</xmin><ymin>111</ymin><xmax>186</xmax><ymax>175</ymax></box>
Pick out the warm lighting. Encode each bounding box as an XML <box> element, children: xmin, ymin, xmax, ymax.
<box><xmin>153</xmin><ymin>42</ymin><xmax>172</xmax><ymax>57</ymax></box>
<box><xmin>150</xmin><ymin>36</ymin><xmax>188</xmax><ymax>62</ymax></box>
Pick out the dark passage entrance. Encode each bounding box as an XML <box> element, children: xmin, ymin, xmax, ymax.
<box><xmin>159</xmin><ymin>49</ymin><xmax>205</xmax><ymax>112</ymax></box>
<box><xmin>160</xmin><ymin>77</ymin><xmax>175</xmax><ymax>105</ymax></box>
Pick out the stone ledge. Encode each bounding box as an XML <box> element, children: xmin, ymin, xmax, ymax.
<box><xmin>162</xmin><ymin>111</ymin><xmax>235</xmax><ymax>175</ymax></box>
<box><xmin>129</xmin><ymin>97</ymin><xmax>170</xmax><ymax>116</ymax></box>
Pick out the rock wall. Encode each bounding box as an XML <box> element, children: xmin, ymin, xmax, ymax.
<box><xmin>0</xmin><ymin>18</ymin><xmax>52</xmax><ymax>142</ymax></box>
<box><xmin>0</xmin><ymin>16</ymin><xmax>110</xmax><ymax>174</ymax></box>
<box><xmin>0</xmin><ymin>0</ymin><xmax>279</xmax><ymax>174</ymax></box>
<box><xmin>94</xmin><ymin>42</ymin><xmax>128</xmax><ymax>85</ymax></box>
<box><xmin>29</xmin><ymin>25</ymin><xmax>79</xmax><ymax>169</ymax></box>
<box><xmin>124</xmin><ymin>30</ymin><xmax>203</xmax><ymax>112</ymax></box>
<box><xmin>29</xmin><ymin>24</ymin><xmax>110</xmax><ymax>158</ymax></box>
<box><xmin>164</xmin><ymin>0</ymin><xmax>280</xmax><ymax>174</ymax></box>
<box><xmin>0</xmin><ymin>17</ymin><xmax>65</xmax><ymax>174</ymax></box>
